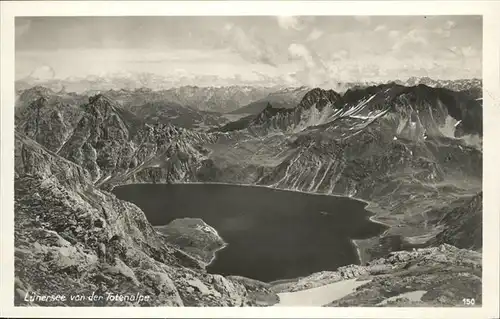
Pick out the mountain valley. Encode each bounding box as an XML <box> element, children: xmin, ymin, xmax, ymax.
<box><xmin>13</xmin><ymin>79</ymin><xmax>483</xmax><ymax>307</ymax></box>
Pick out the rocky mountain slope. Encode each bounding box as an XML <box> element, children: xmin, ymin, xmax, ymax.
<box><xmin>397</xmin><ymin>77</ymin><xmax>482</xmax><ymax>100</ymax></box>
<box><xmin>347</xmin><ymin>77</ymin><xmax>482</xmax><ymax>101</ymax></box>
<box><xmin>15</xmin><ymin>91</ymin><xmax>217</xmax><ymax>190</ymax></box>
<box><xmin>16</xmin><ymin>86</ymin><xmax>229</xmax><ymax>131</ymax></box>
<box><xmin>125</xmin><ymin>100</ymin><xmax>226</xmax><ymax>129</ymax></box>
<box><xmin>14</xmin><ymin>132</ymin><xmax>276</xmax><ymax>306</ymax></box>
<box><xmin>221</xmin><ymin>83</ymin><xmax>482</xmax><ymax>137</ymax></box>
<box><xmin>230</xmin><ymin>86</ymin><xmax>310</xmax><ymax>115</ymax></box>
<box><xmin>218</xmin><ymin>87</ymin><xmax>341</xmax><ymax>133</ymax></box>
<box><xmin>430</xmin><ymin>192</ymin><xmax>482</xmax><ymax>251</ymax></box>
<box><xmin>210</xmin><ymin>83</ymin><xmax>482</xmax><ymax>263</ymax></box>
<box><xmin>13</xmin><ymin>81</ymin><xmax>483</xmax><ymax>307</ymax></box>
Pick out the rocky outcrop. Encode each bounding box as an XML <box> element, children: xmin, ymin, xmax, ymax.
<box><xmin>326</xmin><ymin>244</ymin><xmax>482</xmax><ymax>307</ymax></box>
<box><xmin>16</xmin><ymin>96</ymin><xmax>84</xmax><ymax>153</ymax></box>
<box><xmin>155</xmin><ymin>218</ymin><xmax>226</xmax><ymax>265</ymax></box>
<box><xmin>431</xmin><ymin>192</ymin><xmax>482</xmax><ymax>251</ymax></box>
<box><xmin>271</xmin><ymin>244</ymin><xmax>481</xmax><ymax>307</ymax></box>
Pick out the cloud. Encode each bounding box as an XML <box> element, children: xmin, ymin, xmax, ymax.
<box><xmin>445</xmin><ymin>20</ymin><xmax>457</xmax><ymax>29</ymax></box>
<box><xmin>307</xmin><ymin>28</ymin><xmax>324</xmax><ymax>41</ymax></box>
<box><xmin>389</xmin><ymin>30</ymin><xmax>400</xmax><ymax>38</ymax></box>
<box><xmin>447</xmin><ymin>46</ymin><xmax>479</xmax><ymax>58</ymax></box>
<box><xmin>16</xmin><ymin>16</ymin><xmax>482</xmax><ymax>86</ymax></box>
<box><xmin>434</xmin><ymin>27</ymin><xmax>451</xmax><ymax>37</ymax></box>
<box><xmin>353</xmin><ymin>16</ymin><xmax>372</xmax><ymax>25</ymax></box>
<box><xmin>29</xmin><ymin>65</ymin><xmax>56</xmax><ymax>80</ymax></box>
<box><xmin>461</xmin><ymin>46</ymin><xmax>478</xmax><ymax>58</ymax></box>
<box><xmin>276</xmin><ymin>16</ymin><xmax>312</xmax><ymax>31</ymax></box>
<box><xmin>330</xmin><ymin>49</ymin><xmax>349</xmax><ymax>61</ymax></box>
<box><xmin>434</xmin><ymin>19</ymin><xmax>458</xmax><ymax>38</ymax></box>
<box><xmin>125</xmin><ymin>49</ymin><xmax>235</xmax><ymax>64</ymax></box>
<box><xmin>277</xmin><ymin>16</ymin><xmax>304</xmax><ymax>30</ymax></box>
<box><xmin>407</xmin><ymin>29</ymin><xmax>429</xmax><ymax>44</ymax></box>
<box><xmin>286</xmin><ymin>43</ymin><xmax>344</xmax><ymax>87</ymax></box>
<box><xmin>220</xmin><ymin>23</ymin><xmax>279</xmax><ymax>66</ymax></box>
<box><xmin>288</xmin><ymin>43</ymin><xmax>316</xmax><ymax>68</ymax></box>
<box><xmin>392</xmin><ymin>29</ymin><xmax>429</xmax><ymax>52</ymax></box>
<box><xmin>16</xmin><ymin>18</ymin><xmax>32</xmax><ymax>38</ymax></box>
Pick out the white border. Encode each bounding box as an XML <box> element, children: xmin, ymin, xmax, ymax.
<box><xmin>1</xmin><ymin>1</ymin><xmax>499</xmax><ymax>318</ymax></box>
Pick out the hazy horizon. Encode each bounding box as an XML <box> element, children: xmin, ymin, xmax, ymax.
<box><xmin>16</xmin><ymin>16</ymin><xmax>482</xmax><ymax>87</ymax></box>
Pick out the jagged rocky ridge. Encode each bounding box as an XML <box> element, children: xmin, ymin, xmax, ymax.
<box><xmin>16</xmin><ymin>92</ymin><xmax>217</xmax><ymax>190</ymax></box>
<box><xmin>229</xmin><ymin>86</ymin><xmax>310</xmax><ymax>115</ymax></box>
<box><xmin>14</xmin><ymin>82</ymin><xmax>483</xmax><ymax>306</ymax></box>
<box><xmin>220</xmin><ymin>83</ymin><xmax>482</xmax><ymax>138</ymax></box>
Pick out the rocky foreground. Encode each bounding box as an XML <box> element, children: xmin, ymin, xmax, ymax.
<box><xmin>271</xmin><ymin>244</ymin><xmax>481</xmax><ymax>307</ymax></box>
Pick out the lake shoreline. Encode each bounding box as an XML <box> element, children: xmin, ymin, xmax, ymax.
<box><xmin>114</xmin><ymin>181</ymin><xmax>390</xmax><ymax>283</ymax></box>
<box><xmin>115</xmin><ymin>181</ymin><xmax>372</xmax><ymax>206</ymax></box>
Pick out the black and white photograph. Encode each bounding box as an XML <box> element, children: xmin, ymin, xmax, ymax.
<box><xmin>1</xmin><ymin>1</ymin><xmax>499</xmax><ymax>318</ymax></box>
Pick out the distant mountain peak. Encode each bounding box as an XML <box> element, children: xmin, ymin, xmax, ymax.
<box><xmin>298</xmin><ymin>87</ymin><xmax>342</xmax><ymax>111</ymax></box>
<box><xmin>88</xmin><ymin>93</ymin><xmax>115</xmax><ymax>105</ymax></box>
<box><xmin>85</xmin><ymin>94</ymin><xmax>120</xmax><ymax>119</ymax></box>
<box><xmin>28</xmin><ymin>96</ymin><xmax>48</xmax><ymax>110</ymax></box>
<box><xmin>20</xmin><ymin>85</ymin><xmax>54</xmax><ymax>97</ymax></box>
<box><xmin>18</xmin><ymin>86</ymin><xmax>55</xmax><ymax>105</ymax></box>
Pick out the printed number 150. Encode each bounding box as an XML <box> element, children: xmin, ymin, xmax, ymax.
<box><xmin>462</xmin><ymin>298</ymin><xmax>475</xmax><ymax>306</ymax></box>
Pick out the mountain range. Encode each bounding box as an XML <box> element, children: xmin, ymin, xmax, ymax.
<box><xmin>16</xmin><ymin>74</ymin><xmax>481</xmax><ymax>110</ymax></box>
<box><xmin>13</xmin><ymin>77</ymin><xmax>483</xmax><ymax>306</ymax></box>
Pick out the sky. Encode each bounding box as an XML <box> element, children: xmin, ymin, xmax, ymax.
<box><xmin>15</xmin><ymin>16</ymin><xmax>482</xmax><ymax>87</ymax></box>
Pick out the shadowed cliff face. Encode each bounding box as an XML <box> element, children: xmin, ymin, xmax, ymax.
<box><xmin>431</xmin><ymin>192</ymin><xmax>483</xmax><ymax>251</ymax></box>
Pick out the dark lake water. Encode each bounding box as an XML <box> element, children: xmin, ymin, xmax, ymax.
<box><xmin>113</xmin><ymin>183</ymin><xmax>387</xmax><ymax>282</ymax></box>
